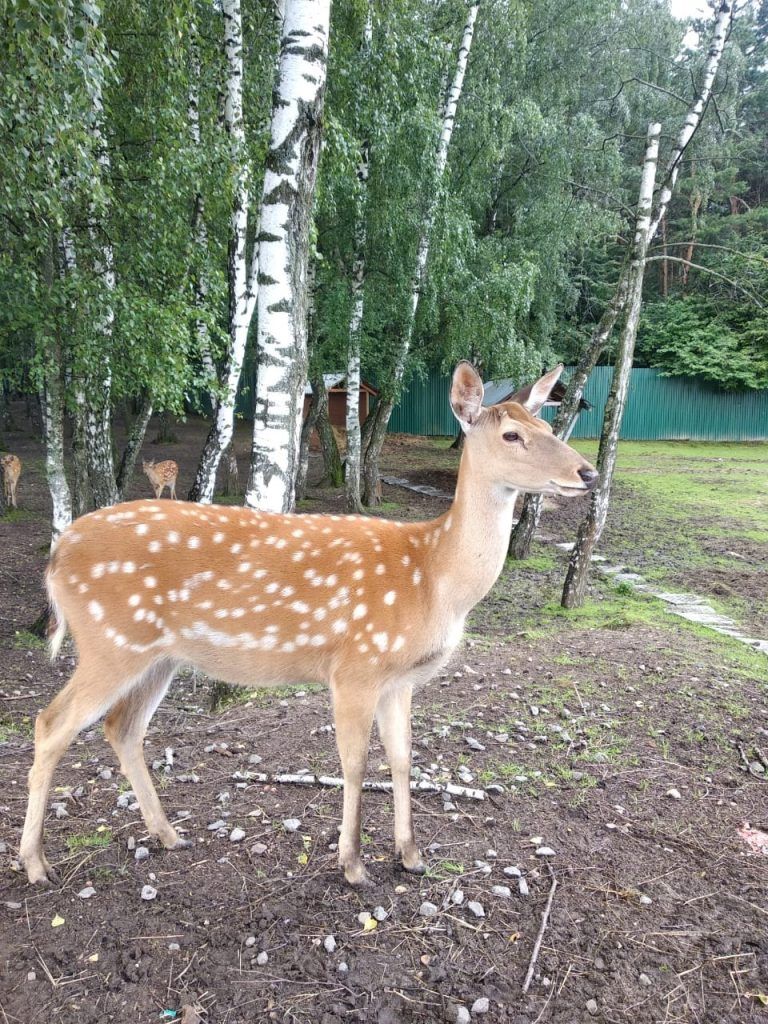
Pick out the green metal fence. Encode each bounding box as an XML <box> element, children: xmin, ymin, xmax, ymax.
<box><xmin>387</xmin><ymin>366</ymin><xmax>768</xmax><ymax>441</ymax></box>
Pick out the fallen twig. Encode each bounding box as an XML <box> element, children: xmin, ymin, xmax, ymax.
<box><xmin>522</xmin><ymin>873</ymin><xmax>558</xmax><ymax>995</ymax></box>
<box><xmin>242</xmin><ymin>771</ymin><xmax>486</xmax><ymax>800</ymax></box>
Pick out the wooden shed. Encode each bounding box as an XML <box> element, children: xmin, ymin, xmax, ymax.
<box><xmin>302</xmin><ymin>374</ymin><xmax>378</xmax><ymax>428</ymax></box>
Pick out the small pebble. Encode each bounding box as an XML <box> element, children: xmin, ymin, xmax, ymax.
<box><xmin>518</xmin><ymin>878</ymin><xmax>529</xmax><ymax>897</ymax></box>
<box><xmin>471</xmin><ymin>996</ymin><xmax>489</xmax><ymax>1015</ymax></box>
<box><xmin>77</xmin><ymin>886</ymin><xmax>96</xmax><ymax>899</ymax></box>
<box><xmin>98</xmin><ymin>768</ymin><xmax>113</xmax><ymax>781</ymax></box>
<box><xmin>357</xmin><ymin>911</ymin><xmax>372</xmax><ymax>925</ymax></box>
<box><xmin>467</xmin><ymin>901</ymin><xmax>485</xmax><ymax>918</ymax></box>
<box><xmin>448</xmin><ymin>1007</ymin><xmax>470</xmax><ymax>1024</ymax></box>
<box><xmin>207</xmin><ymin>820</ymin><xmax>226</xmax><ymax>831</ymax></box>
<box><xmin>168</xmin><ymin>942</ymin><xmax>180</xmax><ymax>952</ymax></box>
<box><xmin>465</xmin><ymin>737</ymin><xmax>485</xmax><ymax>751</ymax></box>
<box><xmin>256</xmin><ymin>951</ymin><xmax>268</xmax><ymax>966</ymax></box>
<box><xmin>283</xmin><ymin>818</ymin><xmax>301</xmax><ymax>832</ymax></box>
<box><xmin>419</xmin><ymin>901</ymin><xmax>439</xmax><ymax>918</ymax></box>
<box><xmin>134</xmin><ymin>846</ymin><xmax>150</xmax><ymax>862</ymax></box>
<box><xmin>394</xmin><ymin>885</ymin><xmax>408</xmax><ymax>894</ymax></box>
<box><xmin>324</xmin><ymin>935</ymin><xmax>337</xmax><ymax>953</ymax></box>
<box><xmin>229</xmin><ymin>827</ymin><xmax>246</xmax><ymax>843</ymax></box>
<box><xmin>245</xmin><ymin>936</ymin><xmax>257</xmax><ymax>947</ymax></box>
<box><xmin>140</xmin><ymin>885</ymin><xmax>157</xmax><ymax>901</ymax></box>
<box><xmin>586</xmin><ymin>998</ymin><xmax>598</xmax><ymax>1015</ymax></box>
<box><xmin>491</xmin><ymin>885</ymin><xmax>511</xmax><ymax>899</ymax></box>
<box><xmin>337</xmin><ymin>962</ymin><xmax>349</xmax><ymax>974</ymax></box>
<box><xmin>639</xmin><ymin>894</ymin><xmax>653</xmax><ymax>906</ymax></box>
<box><xmin>373</xmin><ymin>906</ymin><xmax>388</xmax><ymax>922</ymax></box>
<box><xmin>535</xmin><ymin>846</ymin><xmax>556</xmax><ymax>858</ymax></box>
<box><xmin>639</xmin><ymin>973</ymin><xmax>652</xmax><ymax>986</ymax></box>
<box><xmin>452</xmin><ymin>890</ymin><xmax>464</xmax><ymax>905</ymax></box>
<box><xmin>666</xmin><ymin>788</ymin><xmax>681</xmax><ymax>800</ymax></box>
<box><xmin>27</xmin><ymin>971</ymin><xmax>36</xmax><ymax>982</ymax></box>
<box><xmin>250</xmin><ymin>842</ymin><xmax>268</xmax><ymax>855</ymax></box>
<box><xmin>503</xmin><ymin>866</ymin><xmax>521</xmax><ymax>878</ymax></box>
<box><xmin>127</xmin><ymin>836</ymin><xmax>136</xmax><ymax>851</ymax></box>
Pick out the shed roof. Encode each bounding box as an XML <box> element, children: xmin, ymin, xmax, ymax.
<box><xmin>303</xmin><ymin>374</ymin><xmax>378</xmax><ymax>396</ymax></box>
<box><xmin>482</xmin><ymin>378</ymin><xmax>592</xmax><ymax>411</ymax></box>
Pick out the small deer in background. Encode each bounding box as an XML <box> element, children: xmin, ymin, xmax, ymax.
<box><xmin>20</xmin><ymin>364</ymin><xmax>597</xmax><ymax>888</ymax></box>
<box><xmin>1</xmin><ymin>454</ymin><xmax>21</xmax><ymax>509</ymax></box>
<box><xmin>142</xmin><ymin>459</ymin><xmax>178</xmax><ymax>500</ymax></box>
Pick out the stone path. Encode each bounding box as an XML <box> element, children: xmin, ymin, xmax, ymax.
<box><xmin>382</xmin><ymin>474</ymin><xmax>768</xmax><ymax>656</ymax></box>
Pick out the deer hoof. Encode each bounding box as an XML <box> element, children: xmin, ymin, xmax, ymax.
<box><xmin>343</xmin><ymin>862</ymin><xmax>372</xmax><ymax>888</ymax></box>
<box><xmin>25</xmin><ymin>855</ymin><xmax>59</xmax><ymax>886</ymax></box>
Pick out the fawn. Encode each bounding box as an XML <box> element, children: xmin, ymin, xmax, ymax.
<box><xmin>1</xmin><ymin>454</ymin><xmax>21</xmax><ymax>509</ymax></box>
<box><xmin>20</xmin><ymin>363</ymin><xmax>596</xmax><ymax>887</ymax></box>
<box><xmin>142</xmin><ymin>459</ymin><xmax>178</xmax><ymax>500</ymax></box>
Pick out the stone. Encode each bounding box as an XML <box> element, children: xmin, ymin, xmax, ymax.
<box><xmin>283</xmin><ymin>818</ymin><xmax>301</xmax><ymax>832</ymax></box>
<box><xmin>467</xmin><ymin>901</ymin><xmax>485</xmax><ymax>918</ymax></box>
<box><xmin>373</xmin><ymin>906</ymin><xmax>388</xmax><ymax>922</ymax></box>
<box><xmin>518</xmin><ymin>878</ymin><xmax>529</xmax><ymax>897</ymax></box>
<box><xmin>324</xmin><ymin>935</ymin><xmax>337</xmax><ymax>953</ymax></box>
<box><xmin>535</xmin><ymin>846</ymin><xmax>556</xmax><ymax>858</ymax></box>
<box><xmin>639</xmin><ymin>973</ymin><xmax>652</xmax><ymax>986</ymax></box>
<box><xmin>503</xmin><ymin>866</ymin><xmax>521</xmax><ymax>878</ymax></box>
<box><xmin>245</xmin><ymin>936</ymin><xmax>257</xmax><ymax>947</ymax></box>
<box><xmin>126</xmin><ymin>836</ymin><xmax>136</xmax><ymax>851</ymax></box>
<box><xmin>229</xmin><ymin>827</ymin><xmax>246</xmax><ymax>843</ymax></box>
<box><xmin>338</xmin><ymin>962</ymin><xmax>349</xmax><ymax>974</ymax></box>
<box><xmin>77</xmin><ymin>886</ymin><xmax>96</xmax><ymax>899</ymax></box>
<box><xmin>465</xmin><ymin>737</ymin><xmax>485</xmax><ymax>751</ymax></box>
<box><xmin>140</xmin><ymin>885</ymin><xmax>157</xmax><ymax>901</ymax></box>
<box><xmin>357</xmin><ymin>911</ymin><xmax>372</xmax><ymax>925</ymax></box>
<box><xmin>491</xmin><ymin>885</ymin><xmax>511</xmax><ymax>898</ymax></box>
<box><xmin>586</xmin><ymin>999</ymin><xmax>598</xmax><ymax>1015</ymax></box>
<box><xmin>207</xmin><ymin>820</ymin><xmax>227</xmax><ymax>831</ymax></box>
<box><xmin>639</xmin><ymin>894</ymin><xmax>653</xmax><ymax>906</ymax></box>
<box><xmin>134</xmin><ymin>846</ymin><xmax>150</xmax><ymax>861</ymax></box>
<box><xmin>168</xmin><ymin>943</ymin><xmax>181</xmax><ymax>952</ymax></box>
<box><xmin>452</xmin><ymin>890</ymin><xmax>464</xmax><ymax>905</ymax></box>
<box><xmin>419</xmin><ymin>901</ymin><xmax>439</xmax><ymax>918</ymax></box>
<box><xmin>447</xmin><ymin>1007</ymin><xmax>470</xmax><ymax>1024</ymax></box>
<box><xmin>98</xmin><ymin>768</ymin><xmax>113</xmax><ymax>781</ymax></box>
<box><xmin>666</xmin><ymin>788</ymin><xmax>681</xmax><ymax>800</ymax></box>
<box><xmin>251</xmin><ymin>842</ymin><xmax>268</xmax><ymax>855</ymax></box>
<box><xmin>256</xmin><ymin>951</ymin><xmax>268</xmax><ymax>966</ymax></box>
<box><xmin>471</xmin><ymin>997</ymin><xmax>489</xmax><ymax>1015</ymax></box>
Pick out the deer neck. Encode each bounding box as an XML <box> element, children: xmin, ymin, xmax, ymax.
<box><xmin>433</xmin><ymin>446</ymin><xmax>517</xmax><ymax>616</ymax></box>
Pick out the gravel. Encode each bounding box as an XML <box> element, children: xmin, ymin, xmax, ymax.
<box><xmin>140</xmin><ymin>885</ymin><xmax>158</xmax><ymax>901</ymax></box>
<box><xmin>419</xmin><ymin>901</ymin><xmax>439</xmax><ymax>918</ymax></box>
<box><xmin>471</xmin><ymin>996</ymin><xmax>489</xmax><ymax>1015</ymax></box>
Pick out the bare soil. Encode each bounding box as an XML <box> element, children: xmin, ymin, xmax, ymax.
<box><xmin>1</xmin><ymin>413</ymin><xmax>767</xmax><ymax>1024</ymax></box>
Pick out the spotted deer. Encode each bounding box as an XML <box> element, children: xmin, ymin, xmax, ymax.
<box><xmin>1</xmin><ymin>454</ymin><xmax>21</xmax><ymax>509</ymax></box>
<box><xmin>142</xmin><ymin>459</ymin><xmax>178</xmax><ymax>500</ymax></box>
<box><xmin>20</xmin><ymin>364</ymin><xmax>597</xmax><ymax>887</ymax></box>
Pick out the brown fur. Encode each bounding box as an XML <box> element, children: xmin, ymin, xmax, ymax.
<box><xmin>1</xmin><ymin>454</ymin><xmax>21</xmax><ymax>508</ymax></box>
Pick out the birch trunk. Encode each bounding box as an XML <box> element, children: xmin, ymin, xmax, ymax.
<box><xmin>361</xmin><ymin>2</ymin><xmax>479</xmax><ymax>505</ymax></box>
<box><xmin>560</xmin><ymin>123</ymin><xmax>661</xmax><ymax>609</ymax></box>
<box><xmin>344</xmin><ymin>3</ymin><xmax>372</xmax><ymax>514</ymax></box>
<box><xmin>246</xmin><ymin>0</ymin><xmax>331</xmax><ymax>513</ymax></box>
<box><xmin>189</xmin><ymin>0</ymin><xmax>257</xmax><ymax>503</ymax></box>
<box><xmin>116</xmin><ymin>393</ymin><xmax>153</xmax><ymax>499</ymax></box>
<box><xmin>41</xmin><ymin>240</ymin><xmax>73</xmax><ymax>546</ymax></box>
<box><xmin>647</xmin><ymin>1</ymin><xmax>732</xmax><ymax>243</ymax></box>
<box><xmin>82</xmin><ymin>1</ymin><xmax>118</xmax><ymax>509</ymax></box>
<box><xmin>508</xmin><ymin>275</ymin><xmax>629</xmax><ymax>559</ymax></box>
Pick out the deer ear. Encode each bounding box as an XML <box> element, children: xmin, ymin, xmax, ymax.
<box><xmin>450</xmin><ymin>362</ymin><xmax>485</xmax><ymax>433</ymax></box>
<box><xmin>513</xmin><ymin>364</ymin><xmax>564</xmax><ymax>416</ymax></box>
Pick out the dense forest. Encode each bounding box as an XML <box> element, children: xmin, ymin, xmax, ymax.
<box><xmin>0</xmin><ymin>0</ymin><xmax>765</xmax><ymax>531</ymax></box>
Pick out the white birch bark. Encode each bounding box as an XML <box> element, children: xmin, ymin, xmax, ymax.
<box><xmin>362</xmin><ymin>3</ymin><xmax>479</xmax><ymax>503</ymax></box>
<box><xmin>344</xmin><ymin>3</ymin><xmax>372</xmax><ymax>513</ymax></box>
<box><xmin>43</xmin><ymin>241</ymin><xmax>73</xmax><ymax>546</ymax></box>
<box><xmin>246</xmin><ymin>0</ymin><xmax>331</xmax><ymax>513</ymax></box>
<box><xmin>647</xmin><ymin>1</ymin><xmax>733</xmax><ymax>244</ymax></box>
<box><xmin>561</xmin><ymin>123</ymin><xmax>661</xmax><ymax>608</ymax></box>
<box><xmin>190</xmin><ymin>0</ymin><xmax>259</xmax><ymax>503</ymax></box>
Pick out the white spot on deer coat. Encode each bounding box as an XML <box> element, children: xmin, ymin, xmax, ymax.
<box><xmin>383</xmin><ymin>591</ymin><xmax>396</xmax><ymax>606</ymax></box>
<box><xmin>88</xmin><ymin>600</ymin><xmax>104</xmax><ymax>622</ymax></box>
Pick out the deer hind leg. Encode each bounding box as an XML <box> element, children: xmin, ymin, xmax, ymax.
<box><xmin>169</xmin><ymin>479</ymin><xmax>176</xmax><ymax>500</ymax></box>
<box><xmin>103</xmin><ymin>659</ymin><xmax>185</xmax><ymax>850</ymax></box>
<box><xmin>376</xmin><ymin>683</ymin><xmax>425</xmax><ymax>874</ymax></box>
<box><xmin>331</xmin><ymin>673</ymin><xmax>378</xmax><ymax>886</ymax></box>
<box><xmin>20</xmin><ymin>659</ymin><xmax>124</xmax><ymax>884</ymax></box>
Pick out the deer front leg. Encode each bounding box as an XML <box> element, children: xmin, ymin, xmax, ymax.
<box><xmin>331</xmin><ymin>680</ymin><xmax>376</xmax><ymax>886</ymax></box>
<box><xmin>376</xmin><ymin>684</ymin><xmax>425</xmax><ymax>874</ymax></box>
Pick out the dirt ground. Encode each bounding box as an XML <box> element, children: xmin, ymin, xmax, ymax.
<box><xmin>1</xmin><ymin>411</ymin><xmax>767</xmax><ymax>1024</ymax></box>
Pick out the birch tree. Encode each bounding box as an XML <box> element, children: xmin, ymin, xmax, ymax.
<box><xmin>561</xmin><ymin>122</ymin><xmax>661</xmax><ymax>606</ymax></box>
<box><xmin>361</xmin><ymin>2</ymin><xmax>479</xmax><ymax>505</ymax></box>
<box><xmin>509</xmin><ymin>0</ymin><xmax>734</xmax><ymax>561</ymax></box>
<box><xmin>189</xmin><ymin>0</ymin><xmax>259</xmax><ymax>503</ymax></box>
<box><xmin>344</xmin><ymin>2</ymin><xmax>373</xmax><ymax>514</ymax></box>
<box><xmin>245</xmin><ymin>0</ymin><xmax>331</xmax><ymax>513</ymax></box>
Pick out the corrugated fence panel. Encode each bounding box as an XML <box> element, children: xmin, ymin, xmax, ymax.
<box><xmin>388</xmin><ymin>366</ymin><xmax>768</xmax><ymax>441</ymax></box>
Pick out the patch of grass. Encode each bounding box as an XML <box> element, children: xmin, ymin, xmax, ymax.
<box><xmin>0</xmin><ymin>713</ymin><xmax>33</xmax><ymax>741</ymax></box>
<box><xmin>513</xmin><ymin>550</ymin><xmax>557</xmax><ymax>572</ymax></box>
<box><xmin>1</xmin><ymin>508</ymin><xmax>38</xmax><ymax>523</ymax></box>
<box><xmin>12</xmin><ymin>629</ymin><xmax>47</xmax><ymax>650</ymax></box>
<box><xmin>65</xmin><ymin>828</ymin><xmax>112</xmax><ymax>851</ymax></box>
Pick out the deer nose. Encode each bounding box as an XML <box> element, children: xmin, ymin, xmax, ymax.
<box><xmin>578</xmin><ymin>466</ymin><xmax>598</xmax><ymax>490</ymax></box>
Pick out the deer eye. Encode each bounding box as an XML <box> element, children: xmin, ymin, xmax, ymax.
<box><xmin>503</xmin><ymin>431</ymin><xmax>521</xmax><ymax>443</ymax></box>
